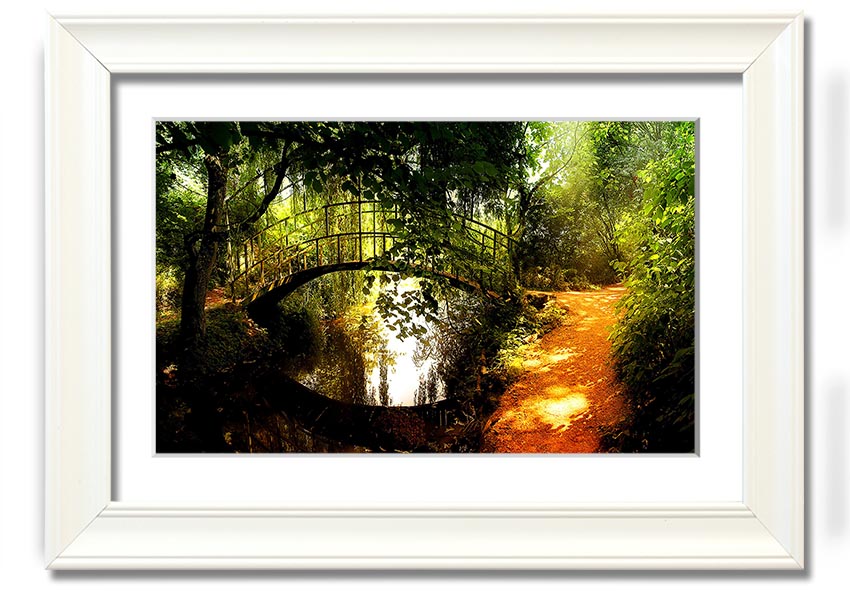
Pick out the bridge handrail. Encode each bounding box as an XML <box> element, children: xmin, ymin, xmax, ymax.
<box><xmin>238</xmin><ymin>198</ymin><xmax>513</xmax><ymax>249</ymax></box>
<box><xmin>235</xmin><ymin>227</ymin><xmax>512</xmax><ymax>281</ymax></box>
<box><xmin>227</xmin><ymin>196</ymin><xmax>517</xmax><ymax>300</ymax></box>
<box><xmin>233</xmin><ymin>230</ymin><xmax>402</xmax><ymax>285</ymax></box>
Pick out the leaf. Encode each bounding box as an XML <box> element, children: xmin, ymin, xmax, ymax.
<box><xmin>204</xmin><ymin>122</ymin><xmax>242</xmax><ymax>153</ymax></box>
<box><xmin>342</xmin><ymin>180</ymin><xmax>359</xmax><ymax>196</ymax></box>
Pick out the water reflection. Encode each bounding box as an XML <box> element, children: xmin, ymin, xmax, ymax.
<box><xmin>290</xmin><ymin>278</ymin><xmax>446</xmax><ymax>407</ymax></box>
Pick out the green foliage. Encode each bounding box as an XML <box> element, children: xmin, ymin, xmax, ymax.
<box><xmin>516</xmin><ymin>121</ymin><xmax>697</xmax><ymax>292</ymax></box>
<box><xmin>518</xmin><ymin>122</ymin><xmax>641</xmax><ymax>287</ymax></box>
<box><xmin>155</xmin><ymin>264</ymin><xmax>182</xmax><ymax>315</ymax></box>
<box><xmin>307</xmin><ymin>269</ymin><xmax>368</xmax><ymax>318</ymax></box>
<box><xmin>609</xmin><ymin>122</ymin><xmax>695</xmax><ymax>452</ymax></box>
<box><xmin>369</xmin><ymin>274</ymin><xmax>441</xmax><ymax>340</ymax></box>
<box><xmin>156</xmin><ymin>290</ymin><xmax>327</xmax><ymax>382</ymax></box>
<box><xmin>156</xmin><ymin>306</ymin><xmax>269</xmax><ymax>379</ymax></box>
<box><xmin>519</xmin><ymin>265</ymin><xmax>567</xmax><ymax>291</ymax></box>
<box><xmin>156</xmin><ymin>120</ymin><xmax>532</xmax><ymax>343</ymax></box>
<box><xmin>491</xmin><ymin>298</ymin><xmax>566</xmax><ymax>381</ymax></box>
<box><xmin>155</xmin><ymin>159</ymin><xmax>206</xmax><ymax>270</ymax></box>
<box><xmin>157</xmin><ymin>121</ymin><xmax>244</xmax><ymax>157</ymax></box>
<box><xmin>535</xmin><ymin>301</ymin><xmax>568</xmax><ymax>333</ymax></box>
<box><xmin>414</xmin><ymin>288</ymin><xmax>517</xmax><ymax>410</ymax></box>
<box><xmin>262</xmin><ymin>294</ymin><xmax>325</xmax><ymax>362</ymax></box>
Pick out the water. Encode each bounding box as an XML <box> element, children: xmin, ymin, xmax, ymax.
<box><xmin>292</xmin><ymin>279</ymin><xmax>446</xmax><ymax>407</ymax></box>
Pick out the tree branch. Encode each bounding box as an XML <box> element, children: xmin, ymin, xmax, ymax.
<box><xmin>222</xmin><ymin>141</ymin><xmax>295</xmax><ymax>236</ymax></box>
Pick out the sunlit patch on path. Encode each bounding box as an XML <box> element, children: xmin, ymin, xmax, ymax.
<box><xmin>535</xmin><ymin>389</ymin><xmax>589</xmax><ymax>428</ymax></box>
<box><xmin>481</xmin><ymin>285</ymin><xmax>629</xmax><ymax>453</ymax></box>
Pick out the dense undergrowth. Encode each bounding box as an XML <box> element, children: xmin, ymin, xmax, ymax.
<box><xmin>608</xmin><ymin>123</ymin><xmax>695</xmax><ymax>452</ymax></box>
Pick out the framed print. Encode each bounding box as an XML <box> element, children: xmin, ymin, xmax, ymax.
<box><xmin>46</xmin><ymin>13</ymin><xmax>803</xmax><ymax>569</ymax></box>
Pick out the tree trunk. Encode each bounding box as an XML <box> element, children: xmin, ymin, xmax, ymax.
<box><xmin>179</xmin><ymin>153</ymin><xmax>228</xmax><ymax>353</ymax></box>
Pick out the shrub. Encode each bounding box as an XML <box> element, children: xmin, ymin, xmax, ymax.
<box><xmin>155</xmin><ymin>264</ymin><xmax>182</xmax><ymax>314</ymax></box>
<box><xmin>491</xmin><ymin>298</ymin><xmax>566</xmax><ymax>382</ymax></box>
<box><xmin>536</xmin><ymin>301</ymin><xmax>568</xmax><ymax>333</ymax></box>
<box><xmin>262</xmin><ymin>294</ymin><xmax>325</xmax><ymax>362</ymax></box>
<box><xmin>609</xmin><ymin>123</ymin><xmax>695</xmax><ymax>452</ymax></box>
<box><xmin>156</xmin><ymin>306</ymin><xmax>271</xmax><ymax>379</ymax></box>
<box><xmin>566</xmin><ymin>274</ymin><xmax>595</xmax><ymax>291</ymax></box>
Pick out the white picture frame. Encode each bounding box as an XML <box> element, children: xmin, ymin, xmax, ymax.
<box><xmin>45</xmin><ymin>13</ymin><xmax>804</xmax><ymax>569</ymax></box>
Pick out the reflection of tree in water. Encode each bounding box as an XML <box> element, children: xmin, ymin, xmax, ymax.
<box><xmin>427</xmin><ymin>289</ymin><xmax>492</xmax><ymax>409</ymax></box>
<box><xmin>291</xmin><ymin>281</ymin><xmax>490</xmax><ymax>408</ymax></box>
<box><xmin>414</xmin><ymin>368</ymin><xmax>440</xmax><ymax>406</ymax></box>
<box><xmin>411</xmin><ymin>321</ymin><xmax>442</xmax><ymax>406</ymax></box>
<box><xmin>297</xmin><ymin>311</ymin><xmax>403</xmax><ymax>406</ymax></box>
<box><xmin>412</xmin><ymin>329</ymin><xmax>436</xmax><ymax>367</ymax></box>
<box><xmin>300</xmin><ymin>322</ymin><xmax>368</xmax><ymax>404</ymax></box>
<box><xmin>427</xmin><ymin>370</ymin><xmax>439</xmax><ymax>404</ymax></box>
<box><xmin>378</xmin><ymin>360</ymin><xmax>389</xmax><ymax>407</ymax></box>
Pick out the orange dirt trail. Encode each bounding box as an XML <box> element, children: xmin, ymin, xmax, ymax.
<box><xmin>481</xmin><ymin>285</ymin><xmax>630</xmax><ymax>453</ymax></box>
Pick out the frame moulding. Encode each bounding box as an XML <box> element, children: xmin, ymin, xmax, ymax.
<box><xmin>45</xmin><ymin>13</ymin><xmax>804</xmax><ymax>569</ymax></box>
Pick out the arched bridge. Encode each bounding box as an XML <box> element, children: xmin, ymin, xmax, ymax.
<box><xmin>225</xmin><ymin>197</ymin><xmax>517</xmax><ymax>314</ymax></box>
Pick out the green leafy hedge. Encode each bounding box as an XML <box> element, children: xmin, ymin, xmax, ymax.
<box><xmin>609</xmin><ymin>123</ymin><xmax>695</xmax><ymax>452</ymax></box>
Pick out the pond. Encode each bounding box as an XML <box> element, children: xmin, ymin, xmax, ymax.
<box><xmin>286</xmin><ymin>277</ymin><xmax>448</xmax><ymax>407</ymax></box>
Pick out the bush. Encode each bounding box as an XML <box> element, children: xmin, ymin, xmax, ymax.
<box><xmin>519</xmin><ymin>266</ymin><xmax>568</xmax><ymax>291</ymax></box>
<box><xmin>609</xmin><ymin>123</ymin><xmax>695</xmax><ymax>452</ymax></box>
<box><xmin>156</xmin><ymin>306</ymin><xmax>271</xmax><ymax>379</ymax></box>
<box><xmin>262</xmin><ymin>294</ymin><xmax>325</xmax><ymax>361</ymax></box>
<box><xmin>536</xmin><ymin>301</ymin><xmax>568</xmax><ymax>333</ymax></box>
<box><xmin>491</xmin><ymin>298</ymin><xmax>566</xmax><ymax>382</ymax></box>
<box><xmin>566</xmin><ymin>274</ymin><xmax>595</xmax><ymax>291</ymax></box>
<box><xmin>155</xmin><ymin>264</ymin><xmax>182</xmax><ymax>314</ymax></box>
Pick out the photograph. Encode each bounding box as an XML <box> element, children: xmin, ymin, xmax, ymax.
<box><xmin>155</xmin><ymin>120</ymin><xmax>696</xmax><ymax>454</ymax></box>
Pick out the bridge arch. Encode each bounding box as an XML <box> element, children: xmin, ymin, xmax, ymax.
<box><xmin>244</xmin><ymin>259</ymin><xmax>500</xmax><ymax>320</ymax></box>
<box><xmin>225</xmin><ymin>198</ymin><xmax>517</xmax><ymax>315</ymax></box>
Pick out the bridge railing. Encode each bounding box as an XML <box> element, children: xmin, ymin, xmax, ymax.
<box><xmin>226</xmin><ymin>198</ymin><xmax>516</xmax><ymax>300</ymax></box>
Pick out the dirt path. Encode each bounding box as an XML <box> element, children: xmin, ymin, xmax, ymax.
<box><xmin>481</xmin><ymin>285</ymin><xmax>630</xmax><ymax>453</ymax></box>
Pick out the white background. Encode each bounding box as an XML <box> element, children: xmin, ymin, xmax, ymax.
<box><xmin>1</xmin><ymin>0</ymin><xmax>846</xmax><ymax>597</ymax></box>
<box><xmin>115</xmin><ymin>76</ymin><xmax>741</xmax><ymax>505</ymax></box>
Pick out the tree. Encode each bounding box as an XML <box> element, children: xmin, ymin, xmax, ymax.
<box><xmin>156</xmin><ymin>121</ymin><xmax>533</xmax><ymax>356</ymax></box>
<box><xmin>157</xmin><ymin>122</ymin><xmax>292</xmax><ymax>355</ymax></box>
<box><xmin>515</xmin><ymin>121</ymin><xmax>688</xmax><ymax>288</ymax></box>
<box><xmin>512</xmin><ymin>122</ymin><xmax>597</xmax><ymax>287</ymax></box>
